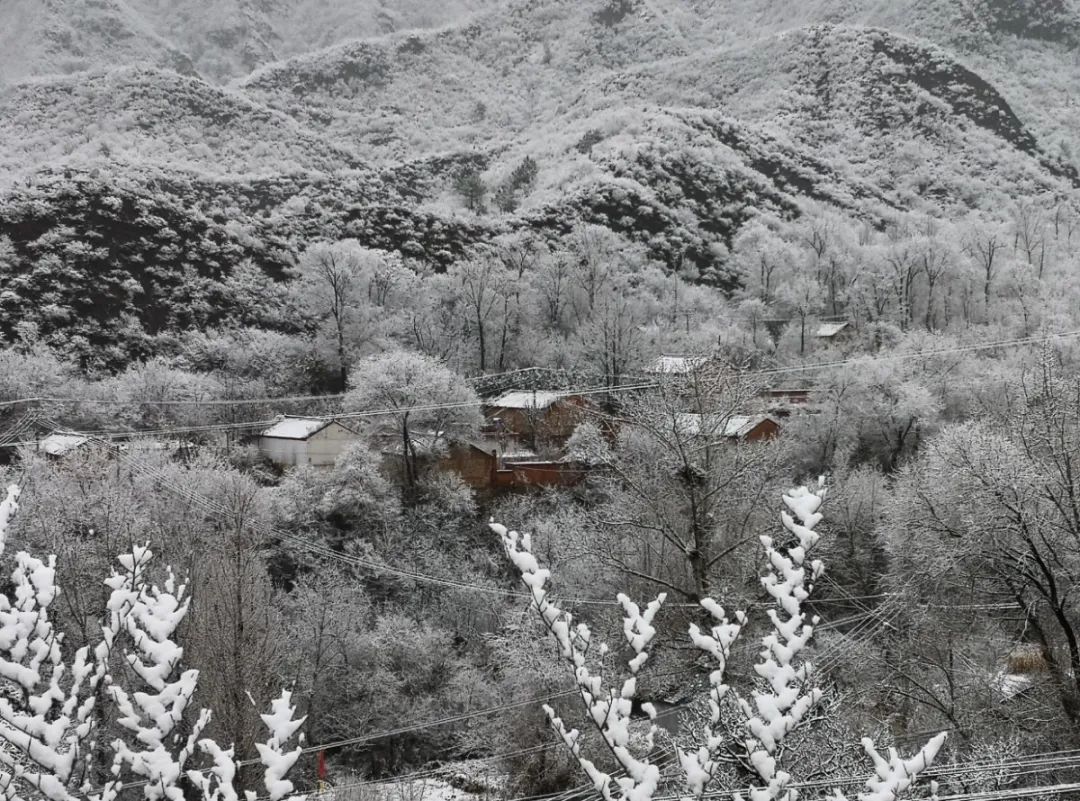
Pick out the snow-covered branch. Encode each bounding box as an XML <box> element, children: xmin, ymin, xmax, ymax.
<box><xmin>850</xmin><ymin>734</ymin><xmax>947</xmax><ymax>801</ymax></box>
<box><xmin>97</xmin><ymin>545</ymin><xmax>209</xmax><ymax>801</ymax></box>
<box><xmin>0</xmin><ymin>486</ymin><xmax>18</xmax><ymax>558</ymax></box>
<box><xmin>733</xmin><ymin>483</ymin><xmax>828</xmax><ymax>801</ymax></box>
<box><xmin>492</xmin><ymin>522</ymin><xmax>665</xmax><ymax>801</ymax></box>
<box><xmin>0</xmin><ymin>485</ymin><xmax>108</xmax><ymax>801</ymax></box>
<box><xmin>0</xmin><ymin>486</ymin><xmax>305</xmax><ymax>801</ymax></box>
<box><xmin>252</xmin><ymin>690</ymin><xmax>305</xmax><ymax>801</ymax></box>
<box><xmin>495</xmin><ymin>482</ymin><xmax>947</xmax><ymax>801</ymax></box>
<box><xmin>680</xmin><ymin>598</ymin><xmax>745</xmax><ymax>797</ymax></box>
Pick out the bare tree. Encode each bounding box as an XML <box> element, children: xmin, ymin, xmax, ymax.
<box><xmin>188</xmin><ymin>474</ymin><xmax>280</xmax><ymax>789</ymax></box>
<box><xmin>582</xmin><ymin>369</ymin><xmax>776</xmax><ymax>600</ymax></box>
<box><xmin>297</xmin><ymin>241</ymin><xmax>391</xmax><ymax>391</ymax></box>
<box><xmin>452</xmin><ymin>256</ymin><xmax>512</xmax><ymax>373</ymax></box>
<box><xmin>535</xmin><ymin>251</ymin><xmax>571</xmax><ymax>329</ymax></box>
<box><xmin>963</xmin><ymin>224</ymin><xmax>1005</xmax><ymax>319</ymax></box>
<box><xmin>777</xmin><ymin>271</ymin><xmax>823</xmax><ymax>355</ymax></box>
<box><xmin>885</xmin><ymin>360</ymin><xmax>1080</xmax><ymax>731</ymax></box>
<box><xmin>915</xmin><ymin>223</ymin><xmax>952</xmax><ymax>330</ymax></box>
<box><xmin>575</xmin><ymin>288</ymin><xmax>645</xmax><ymax>389</ymax></box>
<box><xmin>1013</xmin><ymin>201</ymin><xmax>1048</xmax><ymax>278</ymax></box>
<box><xmin>567</xmin><ymin>225</ymin><xmax>618</xmax><ymax>316</ymax></box>
<box><xmin>883</xmin><ymin>225</ymin><xmax>919</xmax><ymax>331</ymax></box>
<box><xmin>344</xmin><ymin>349</ymin><xmax>480</xmax><ymax>487</ymax></box>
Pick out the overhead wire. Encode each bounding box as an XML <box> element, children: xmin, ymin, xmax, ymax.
<box><xmin>0</xmin><ymin>366</ymin><xmax>566</xmax><ymax>410</ymax></box>
<box><xmin>19</xmin><ymin>321</ymin><xmax>1075</xmax><ymax>797</ymax></box>
<box><xmin>4</xmin><ymin>328</ymin><xmax>1075</xmax><ymax>427</ymax></box>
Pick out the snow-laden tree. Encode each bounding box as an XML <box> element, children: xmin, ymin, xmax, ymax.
<box><xmin>296</xmin><ymin>241</ymin><xmax>408</xmax><ymax>391</ymax></box>
<box><xmin>0</xmin><ymin>486</ymin><xmax>304</xmax><ymax>801</ymax></box>
<box><xmin>94</xmin><ymin>544</ymin><xmax>210</xmax><ymax>801</ymax></box>
<box><xmin>0</xmin><ymin>483</ymin><xmax>111</xmax><ymax>801</ymax></box>
<box><xmin>343</xmin><ymin>349</ymin><xmax>480</xmax><ymax>487</ymax></box>
<box><xmin>251</xmin><ymin>691</ymin><xmax>305</xmax><ymax>801</ymax></box>
<box><xmin>493</xmin><ymin>481</ymin><xmax>947</xmax><ymax>801</ymax></box>
<box><xmin>186</xmin><ymin>693</ymin><xmax>304</xmax><ymax>801</ymax></box>
<box><xmin>493</xmin><ymin>520</ymin><xmax>665</xmax><ymax>801</ymax></box>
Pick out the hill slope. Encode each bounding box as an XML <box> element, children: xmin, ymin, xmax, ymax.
<box><xmin>0</xmin><ymin>0</ymin><xmax>195</xmax><ymax>84</ymax></box>
<box><xmin>1</xmin><ymin>0</ymin><xmax>1079</xmax><ymax>365</ymax></box>
<box><xmin>0</xmin><ymin>66</ymin><xmax>369</xmax><ymax>179</ymax></box>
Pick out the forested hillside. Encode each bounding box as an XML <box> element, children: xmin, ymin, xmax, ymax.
<box><xmin>2</xmin><ymin>1</ymin><xmax>1080</xmax><ymax>800</ymax></box>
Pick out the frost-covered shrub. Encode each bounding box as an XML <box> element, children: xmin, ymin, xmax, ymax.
<box><xmin>493</xmin><ymin>482</ymin><xmax>947</xmax><ymax>801</ymax></box>
<box><xmin>0</xmin><ymin>484</ymin><xmax>304</xmax><ymax>801</ymax></box>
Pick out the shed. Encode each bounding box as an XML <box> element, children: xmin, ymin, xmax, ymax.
<box><xmin>726</xmin><ymin>414</ymin><xmax>781</xmax><ymax>442</ymax></box>
<box><xmin>491</xmin><ymin>460</ymin><xmax>586</xmax><ymax>490</ymax></box>
<box><xmin>258</xmin><ymin>417</ymin><xmax>359</xmax><ymax>468</ymax></box>
<box><xmin>759</xmin><ymin>387</ymin><xmax>814</xmax><ymax>418</ymax></box>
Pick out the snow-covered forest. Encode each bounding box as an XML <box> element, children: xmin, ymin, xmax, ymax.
<box><xmin>2</xmin><ymin>1</ymin><xmax>1080</xmax><ymax>800</ymax></box>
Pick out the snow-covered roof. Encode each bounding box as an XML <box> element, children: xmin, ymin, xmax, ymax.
<box><xmin>487</xmin><ymin>390</ymin><xmax>567</xmax><ymax>410</ymax></box>
<box><xmin>38</xmin><ymin>433</ymin><xmax>90</xmax><ymax>456</ymax></box>
<box><xmin>125</xmin><ymin>439</ymin><xmax>179</xmax><ymax>451</ymax></box>
<box><xmin>815</xmin><ymin>322</ymin><xmax>850</xmax><ymax>338</ymax></box>
<box><xmin>646</xmin><ymin>355</ymin><xmax>709</xmax><ymax>374</ymax></box>
<box><xmin>501</xmin><ymin>447</ymin><xmax>541</xmax><ymax>462</ymax></box>
<box><xmin>674</xmin><ymin>413</ymin><xmax>778</xmax><ymax>439</ymax></box>
<box><xmin>260</xmin><ymin>417</ymin><xmax>333</xmax><ymax>440</ymax></box>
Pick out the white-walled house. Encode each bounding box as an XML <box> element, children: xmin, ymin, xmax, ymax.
<box><xmin>258</xmin><ymin>417</ymin><xmax>359</xmax><ymax>468</ymax></box>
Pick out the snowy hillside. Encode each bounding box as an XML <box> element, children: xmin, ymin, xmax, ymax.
<box><xmin>5</xmin><ymin>1</ymin><xmax>1080</xmax><ymax>796</ymax></box>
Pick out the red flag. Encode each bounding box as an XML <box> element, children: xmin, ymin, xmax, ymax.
<box><xmin>317</xmin><ymin>750</ymin><xmax>327</xmax><ymax>782</ymax></box>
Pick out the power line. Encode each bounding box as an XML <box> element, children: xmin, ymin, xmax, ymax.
<box><xmin>32</xmin><ymin>425</ymin><xmax>1077</xmax><ymax>801</ymax></box>
<box><xmin>0</xmin><ymin>367</ymin><xmax>566</xmax><ymax>410</ymax></box>
<box><xmin>4</xmin><ymin>381</ymin><xmax>657</xmax><ymax>444</ymax></box>
<box><xmin>5</xmin><ymin>328</ymin><xmax>1079</xmax><ymax>428</ymax></box>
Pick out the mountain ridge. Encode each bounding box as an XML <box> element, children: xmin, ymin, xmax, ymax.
<box><xmin>2</xmin><ymin>0</ymin><xmax>1079</xmax><ymax>363</ymax></box>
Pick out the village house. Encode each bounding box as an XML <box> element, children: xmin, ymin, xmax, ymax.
<box><xmin>758</xmin><ymin>386</ymin><xmax>815</xmax><ymax>418</ymax></box>
<box><xmin>815</xmin><ymin>321</ymin><xmax>854</xmax><ymax>343</ymax></box>
<box><xmin>433</xmin><ymin>439</ymin><xmax>497</xmax><ymax>489</ymax></box>
<box><xmin>482</xmin><ymin>390</ymin><xmax>592</xmax><ymax>448</ymax></box>
<box><xmin>385</xmin><ymin>436</ymin><xmax>586</xmax><ymax>492</ymax></box>
<box><xmin>644</xmin><ymin>354</ymin><xmax>713</xmax><ymax>375</ymax></box>
<box><xmin>673</xmin><ymin>412</ymin><xmax>781</xmax><ymax>443</ymax></box>
<box><xmin>258</xmin><ymin>416</ymin><xmax>359</xmax><ymax>468</ymax></box>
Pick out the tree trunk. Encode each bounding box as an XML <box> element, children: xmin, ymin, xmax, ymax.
<box><xmin>688</xmin><ymin>543</ymin><xmax>709</xmax><ymax>602</ymax></box>
<box><xmin>476</xmin><ymin>314</ymin><xmax>487</xmax><ymax>373</ymax></box>
<box><xmin>402</xmin><ymin>414</ymin><xmax>415</xmax><ymax>486</ymax></box>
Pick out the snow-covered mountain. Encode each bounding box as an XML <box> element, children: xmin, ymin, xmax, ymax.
<box><xmin>1</xmin><ymin>0</ymin><xmax>1077</xmax><ymax>325</ymax></box>
<box><xmin>0</xmin><ymin>0</ymin><xmax>502</xmax><ymax>84</ymax></box>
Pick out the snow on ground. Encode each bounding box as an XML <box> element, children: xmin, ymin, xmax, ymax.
<box><xmin>291</xmin><ymin>764</ymin><xmax>505</xmax><ymax>801</ymax></box>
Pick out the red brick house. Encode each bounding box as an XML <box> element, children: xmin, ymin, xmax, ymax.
<box><xmin>674</xmin><ymin>413</ymin><xmax>781</xmax><ymax>443</ymax></box>
<box><xmin>482</xmin><ymin>390</ymin><xmax>592</xmax><ymax>446</ymax></box>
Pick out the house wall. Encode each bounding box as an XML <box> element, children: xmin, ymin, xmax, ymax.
<box><xmin>440</xmin><ymin>444</ymin><xmax>496</xmax><ymax>489</ymax></box>
<box><xmin>259</xmin><ymin>437</ymin><xmax>308</xmax><ymax>467</ymax></box>
<box><xmin>742</xmin><ymin>418</ymin><xmax>781</xmax><ymax>443</ymax></box>
<box><xmin>259</xmin><ymin>422</ymin><xmax>359</xmax><ymax>467</ymax></box>
<box><xmin>306</xmin><ymin>423</ymin><xmax>360</xmax><ymax>466</ymax></box>
<box><xmin>491</xmin><ymin>462</ymin><xmax>585</xmax><ymax>489</ymax></box>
